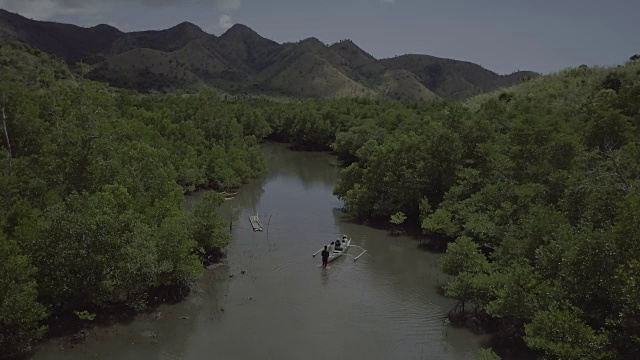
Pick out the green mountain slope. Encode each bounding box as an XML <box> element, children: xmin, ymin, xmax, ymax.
<box><xmin>0</xmin><ymin>9</ymin><xmax>538</xmax><ymax>99</ymax></box>
<box><xmin>380</xmin><ymin>54</ymin><xmax>537</xmax><ymax>99</ymax></box>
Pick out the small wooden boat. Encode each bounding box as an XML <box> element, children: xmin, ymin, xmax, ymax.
<box><xmin>221</xmin><ymin>191</ymin><xmax>237</xmax><ymax>198</ymax></box>
<box><xmin>313</xmin><ymin>235</ymin><xmax>367</xmax><ymax>263</ymax></box>
<box><xmin>328</xmin><ymin>238</ymin><xmax>351</xmax><ymax>263</ymax></box>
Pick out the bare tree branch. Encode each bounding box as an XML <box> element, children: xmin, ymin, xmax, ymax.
<box><xmin>1</xmin><ymin>91</ymin><xmax>13</xmax><ymax>176</ymax></box>
<box><xmin>602</xmin><ymin>139</ymin><xmax>632</xmax><ymax>192</ymax></box>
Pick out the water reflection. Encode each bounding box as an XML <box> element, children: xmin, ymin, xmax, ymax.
<box><xmin>32</xmin><ymin>266</ymin><xmax>232</xmax><ymax>360</ymax></box>
<box><xmin>184</xmin><ymin>164</ymin><xmax>268</xmax><ymax>227</ymax></box>
<box><xmin>261</xmin><ymin>142</ymin><xmax>340</xmax><ymax>191</ymax></box>
<box><xmin>320</xmin><ymin>266</ymin><xmax>329</xmax><ymax>287</ymax></box>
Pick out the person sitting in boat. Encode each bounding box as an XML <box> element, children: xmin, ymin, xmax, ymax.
<box><xmin>342</xmin><ymin>235</ymin><xmax>348</xmax><ymax>242</ymax></box>
<box><xmin>334</xmin><ymin>239</ymin><xmax>343</xmax><ymax>251</ymax></box>
<box><xmin>328</xmin><ymin>242</ymin><xmax>335</xmax><ymax>253</ymax></box>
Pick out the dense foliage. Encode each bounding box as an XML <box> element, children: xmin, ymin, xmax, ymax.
<box><xmin>234</xmin><ymin>58</ymin><xmax>639</xmax><ymax>359</ymax></box>
<box><xmin>328</xmin><ymin>63</ymin><xmax>640</xmax><ymax>359</ymax></box>
<box><xmin>3</xmin><ymin>39</ymin><xmax>639</xmax><ymax>359</ymax></box>
<box><xmin>0</xmin><ymin>43</ymin><xmax>265</xmax><ymax>357</ymax></box>
<box><xmin>210</xmin><ymin>63</ymin><xmax>640</xmax><ymax>358</ymax></box>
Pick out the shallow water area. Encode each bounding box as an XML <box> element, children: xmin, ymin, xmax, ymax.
<box><xmin>32</xmin><ymin>142</ymin><xmax>486</xmax><ymax>360</ymax></box>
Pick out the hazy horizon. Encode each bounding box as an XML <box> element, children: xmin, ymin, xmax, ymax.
<box><xmin>0</xmin><ymin>0</ymin><xmax>637</xmax><ymax>75</ymax></box>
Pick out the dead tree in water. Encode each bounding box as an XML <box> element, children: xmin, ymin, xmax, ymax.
<box><xmin>447</xmin><ymin>300</ymin><xmax>467</xmax><ymax>325</ymax></box>
<box><xmin>229</xmin><ymin>205</ymin><xmax>241</xmax><ymax>232</ymax></box>
<box><xmin>267</xmin><ymin>215</ymin><xmax>272</xmax><ymax>236</ymax></box>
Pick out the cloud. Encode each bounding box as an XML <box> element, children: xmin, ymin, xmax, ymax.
<box><xmin>0</xmin><ymin>0</ymin><xmax>99</xmax><ymax>18</ymax></box>
<box><xmin>218</xmin><ymin>14</ymin><xmax>234</xmax><ymax>30</ymax></box>
<box><xmin>137</xmin><ymin>0</ymin><xmax>241</xmax><ymax>9</ymax></box>
<box><xmin>214</xmin><ymin>0</ymin><xmax>240</xmax><ymax>9</ymax></box>
<box><xmin>0</xmin><ymin>0</ymin><xmax>241</xmax><ymax>19</ymax></box>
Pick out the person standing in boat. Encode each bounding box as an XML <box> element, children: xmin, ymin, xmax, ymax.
<box><xmin>328</xmin><ymin>241</ymin><xmax>335</xmax><ymax>253</ymax></box>
<box><xmin>321</xmin><ymin>246</ymin><xmax>329</xmax><ymax>268</ymax></box>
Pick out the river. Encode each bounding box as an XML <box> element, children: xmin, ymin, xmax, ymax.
<box><xmin>32</xmin><ymin>142</ymin><xmax>486</xmax><ymax>360</ymax></box>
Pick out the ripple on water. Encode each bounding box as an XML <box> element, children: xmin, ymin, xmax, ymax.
<box><xmin>267</xmin><ymin>245</ymin><xmax>447</xmax><ymax>339</ymax></box>
<box><xmin>158</xmin><ymin>351</ymin><xmax>182</xmax><ymax>360</ymax></box>
<box><xmin>270</xmin><ymin>258</ymin><xmax>311</xmax><ymax>275</ymax></box>
<box><xmin>335</xmin><ymin>267</ymin><xmax>447</xmax><ymax>347</ymax></box>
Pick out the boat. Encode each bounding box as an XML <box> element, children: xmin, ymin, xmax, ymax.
<box><xmin>313</xmin><ymin>235</ymin><xmax>367</xmax><ymax>263</ymax></box>
<box><xmin>328</xmin><ymin>238</ymin><xmax>351</xmax><ymax>263</ymax></box>
<box><xmin>221</xmin><ymin>191</ymin><xmax>237</xmax><ymax>199</ymax></box>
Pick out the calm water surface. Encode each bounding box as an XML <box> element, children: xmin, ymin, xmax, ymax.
<box><xmin>33</xmin><ymin>142</ymin><xmax>486</xmax><ymax>360</ymax></box>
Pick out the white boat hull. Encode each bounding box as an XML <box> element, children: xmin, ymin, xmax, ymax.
<box><xmin>328</xmin><ymin>239</ymin><xmax>351</xmax><ymax>263</ymax></box>
<box><xmin>312</xmin><ymin>236</ymin><xmax>366</xmax><ymax>263</ymax></box>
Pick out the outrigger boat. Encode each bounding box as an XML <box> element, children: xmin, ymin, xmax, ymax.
<box><xmin>312</xmin><ymin>236</ymin><xmax>367</xmax><ymax>263</ymax></box>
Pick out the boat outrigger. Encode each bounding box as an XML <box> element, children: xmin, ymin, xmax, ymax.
<box><xmin>312</xmin><ymin>236</ymin><xmax>367</xmax><ymax>263</ymax></box>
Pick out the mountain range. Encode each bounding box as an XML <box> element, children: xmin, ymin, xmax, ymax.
<box><xmin>0</xmin><ymin>9</ymin><xmax>538</xmax><ymax>100</ymax></box>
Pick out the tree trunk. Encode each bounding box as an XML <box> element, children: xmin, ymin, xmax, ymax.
<box><xmin>1</xmin><ymin>92</ymin><xmax>12</xmax><ymax>176</ymax></box>
<box><xmin>603</xmin><ymin>142</ymin><xmax>632</xmax><ymax>192</ymax></box>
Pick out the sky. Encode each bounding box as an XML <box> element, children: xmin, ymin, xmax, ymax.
<box><xmin>0</xmin><ymin>0</ymin><xmax>637</xmax><ymax>74</ymax></box>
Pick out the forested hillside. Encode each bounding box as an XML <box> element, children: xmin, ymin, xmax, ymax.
<box><xmin>2</xmin><ymin>38</ymin><xmax>639</xmax><ymax>359</ymax></box>
<box><xmin>0</xmin><ymin>9</ymin><xmax>536</xmax><ymax>100</ymax></box>
<box><xmin>235</xmin><ymin>57</ymin><xmax>640</xmax><ymax>359</ymax></box>
<box><xmin>250</xmin><ymin>58</ymin><xmax>640</xmax><ymax>359</ymax></box>
<box><xmin>329</xmin><ymin>61</ymin><xmax>640</xmax><ymax>359</ymax></box>
<box><xmin>0</xmin><ymin>42</ymin><xmax>266</xmax><ymax>357</ymax></box>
